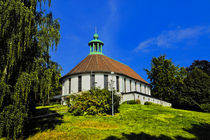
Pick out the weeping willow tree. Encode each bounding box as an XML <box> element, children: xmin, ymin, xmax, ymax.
<box><xmin>0</xmin><ymin>0</ymin><xmax>61</xmax><ymax>138</ymax></box>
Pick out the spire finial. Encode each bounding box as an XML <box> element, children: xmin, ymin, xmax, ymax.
<box><xmin>95</xmin><ymin>26</ymin><xmax>97</xmax><ymax>34</ymax></box>
<box><xmin>93</xmin><ymin>27</ymin><xmax>99</xmax><ymax>40</ymax></box>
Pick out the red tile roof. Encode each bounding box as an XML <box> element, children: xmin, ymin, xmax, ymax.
<box><xmin>62</xmin><ymin>54</ymin><xmax>148</xmax><ymax>84</ymax></box>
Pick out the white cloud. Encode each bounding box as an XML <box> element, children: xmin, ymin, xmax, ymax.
<box><xmin>135</xmin><ymin>26</ymin><xmax>210</xmax><ymax>52</ymax></box>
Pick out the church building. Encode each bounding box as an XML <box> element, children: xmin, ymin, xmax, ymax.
<box><xmin>60</xmin><ymin>33</ymin><xmax>171</xmax><ymax>106</ymax></box>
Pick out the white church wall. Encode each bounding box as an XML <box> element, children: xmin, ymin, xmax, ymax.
<box><xmin>121</xmin><ymin>93</ymin><xmax>171</xmax><ymax>107</ymax></box>
<box><xmin>62</xmin><ymin>79</ymin><xmax>66</xmax><ymax>95</ymax></box>
<box><xmin>145</xmin><ymin>85</ymin><xmax>148</xmax><ymax>95</ymax></box>
<box><xmin>124</xmin><ymin>77</ymin><xmax>127</xmax><ymax>92</ymax></box>
<box><xmin>139</xmin><ymin>83</ymin><xmax>142</xmax><ymax>93</ymax></box>
<box><xmin>136</xmin><ymin>82</ymin><xmax>140</xmax><ymax>92</ymax></box>
<box><xmin>62</xmin><ymin>82</ymin><xmax>64</xmax><ymax>95</ymax></box>
<box><xmin>119</xmin><ymin>76</ymin><xmax>124</xmax><ymax>93</ymax></box>
<box><xmin>62</xmin><ymin>74</ymin><xmax>151</xmax><ymax>95</ymax></box>
<box><xmin>61</xmin><ymin>73</ymin><xmax>171</xmax><ymax>106</ymax></box>
<box><xmin>108</xmin><ymin>74</ymin><xmax>116</xmax><ymax>91</ymax></box>
<box><xmin>122</xmin><ymin>94</ymin><xmax>134</xmax><ymax>102</ymax></box>
<box><xmin>146</xmin><ymin>85</ymin><xmax>150</xmax><ymax>95</ymax></box>
<box><xmin>82</xmin><ymin>74</ymin><xmax>90</xmax><ymax>91</ymax></box>
<box><xmin>148</xmin><ymin>88</ymin><xmax>151</xmax><ymax>95</ymax></box>
<box><xmin>95</xmin><ymin>73</ymin><xmax>104</xmax><ymax>89</ymax></box>
<box><xmin>141</xmin><ymin>83</ymin><xmax>145</xmax><ymax>94</ymax></box>
<box><xmin>121</xmin><ymin>76</ymin><xmax>125</xmax><ymax>92</ymax></box>
<box><xmin>146</xmin><ymin>86</ymin><xmax>150</xmax><ymax>95</ymax></box>
<box><xmin>126</xmin><ymin>78</ymin><xmax>129</xmax><ymax>92</ymax></box>
<box><xmin>63</xmin><ymin>78</ymin><xmax>69</xmax><ymax>95</ymax></box>
<box><xmin>71</xmin><ymin>75</ymin><xmax>78</xmax><ymax>93</ymax></box>
<box><xmin>143</xmin><ymin>85</ymin><xmax>146</xmax><ymax>94</ymax></box>
<box><xmin>131</xmin><ymin>80</ymin><xmax>135</xmax><ymax>91</ymax></box>
<box><xmin>145</xmin><ymin>85</ymin><xmax>147</xmax><ymax>94</ymax></box>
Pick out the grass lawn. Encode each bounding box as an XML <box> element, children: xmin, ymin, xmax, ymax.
<box><xmin>26</xmin><ymin>104</ymin><xmax>210</xmax><ymax>140</ymax></box>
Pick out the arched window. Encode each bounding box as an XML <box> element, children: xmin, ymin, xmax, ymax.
<box><xmin>104</xmin><ymin>75</ymin><xmax>108</xmax><ymax>89</ymax></box>
<box><xmin>78</xmin><ymin>76</ymin><xmax>82</xmax><ymax>92</ymax></box>
<box><xmin>135</xmin><ymin>82</ymin><xmax>137</xmax><ymax>91</ymax></box>
<box><xmin>116</xmin><ymin>76</ymin><xmax>119</xmax><ymax>92</ymax></box>
<box><xmin>90</xmin><ymin>74</ymin><xmax>95</xmax><ymax>89</ymax></box>
<box><xmin>69</xmin><ymin>78</ymin><xmax>71</xmax><ymax>94</ymax></box>
<box><xmin>124</xmin><ymin>78</ymin><xmax>126</xmax><ymax>92</ymax></box>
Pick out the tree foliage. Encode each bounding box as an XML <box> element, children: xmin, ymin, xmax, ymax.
<box><xmin>181</xmin><ymin>68</ymin><xmax>210</xmax><ymax>111</ymax></box>
<box><xmin>146</xmin><ymin>55</ymin><xmax>210</xmax><ymax>112</ymax></box>
<box><xmin>186</xmin><ymin>60</ymin><xmax>210</xmax><ymax>76</ymax></box>
<box><xmin>0</xmin><ymin>0</ymin><xmax>61</xmax><ymax>138</ymax></box>
<box><xmin>69</xmin><ymin>88</ymin><xmax>120</xmax><ymax>116</ymax></box>
<box><xmin>145</xmin><ymin>55</ymin><xmax>186</xmax><ymax>103</ymax></box>
<box><xmin>177</xmin><ymin>61</ymin><xmax>210</xmax><ymax>111</ymax></box>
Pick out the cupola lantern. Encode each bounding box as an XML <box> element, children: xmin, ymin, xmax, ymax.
<box><xmin>88</xmin><ymin>33</ymin><xmax>104</xmax><ymax>55</ymax></box>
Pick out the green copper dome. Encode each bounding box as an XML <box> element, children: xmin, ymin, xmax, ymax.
<box><xmin>93</xmin><ymin>33</ymin><xmax>99</xmax><ymax>39</ymax></box>
<box><xmin>88</xmin><ymin>33</ymin><xmax>104</xmax><ymax>55</ymax></box>
<box><xmin>88</xmin><ymin>33</ymin><xmax>104</xmax><ymax>45</ymax></box>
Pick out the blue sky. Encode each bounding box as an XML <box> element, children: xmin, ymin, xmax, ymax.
<box><xmin>49</xmin><ymin>0</ymin><xmax>210</xmax><ymax>82</ymax></box>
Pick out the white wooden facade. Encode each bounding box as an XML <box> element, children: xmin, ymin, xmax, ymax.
<box><xmin>62</xmin><ymin>72</ymin><xmax>151</xmax><ymax>96</ymax></box>
<box><xmin>61</xmin><ymin>72</ymin><xmax>171</xmax><ymax>106</ymax></box>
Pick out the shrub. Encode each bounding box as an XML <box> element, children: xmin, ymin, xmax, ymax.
<box><xmin>68</xmin><ymin>88</ymin><xmax>120</xmax><ymax>116</ymax></box>
<box><xmin>144</xmin><ymin>101</ymin><xmax>153</xmax><ymax>105</ymax></box>
<box><xmin>144</xmin><ymin>101</ymin><xmax>163</xmax><ymax>106</ymax></box>
<box><xmin>200</xmin><ymin>104</ymin><xmax>210</xmax><ymax>112</ymax></box>
<box><xmin>127</xmin><ymin>100</ymin><xmax>136</xmax><ymax>104</ymax></box>
<box><xmin>136</xmin><ymin>99</ymin><xmax>141</xmax><ymax>104</ymax></box>
<box><xmin>122</xmin><ymin>99</ymin><xmax>141</xmax><ymax>104</ymax></box>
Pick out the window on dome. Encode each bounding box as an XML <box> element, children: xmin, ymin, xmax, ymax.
<box><xmin>104</xmin><ymin>75</ymin><xmax>108</xmax><ymax>89</ymax></box>
<box><xmin>140</xmin><ymin>83</ymin><xmax>141</xmax><ymax>92</ymax></box>
<box><xmin>69</xmin><ymin>78</ymin><xmax>71</xmax><ymax>94</ymax></box>
<box><xmin>145</xmin><ymin>85</ymin><xmax>146</xmax><ymax>94</ymax></box>
<box><xmin>90</xmin><ymin>74</ymin><xmax>95</xmax><ymax>89</ymax></box>
<box><xmin>116</xmin><ymin>76</ymin><xmax>119</xmax><ymax>92</ymax></box>
<box><xmin>78</xmin><ymin>76</ymin><xmax>82</xmax><ymax>92</ymax></box>
<box><xmin>135</xmin><ymin>82</ymin><xmax>137</xmax><ymax>91</ymax></box>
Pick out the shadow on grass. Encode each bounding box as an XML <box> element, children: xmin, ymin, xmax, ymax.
<box><xmin>104</xmin><ymin>123</ymin><xmax>210</xmax><ymax>140</ymax></box>
<box><xmin>23</xmin><ymin>108</ymin><xmax>63</xmax><ymax>139</ymax></box>
<box><xmin>181</xmin><ymin>123</ymin><xmax>210</xmax><ymax>140</ymax></box>
<box><xmin>104</xmin><ymin>132</ymin><xmax>173</xmax><ymax>140</ymax></box>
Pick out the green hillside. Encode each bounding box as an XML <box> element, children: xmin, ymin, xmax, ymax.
<box><xmin>26</xmin><ymin>104</ymin><xmax>210</xmax><ymax>140</ymax></box>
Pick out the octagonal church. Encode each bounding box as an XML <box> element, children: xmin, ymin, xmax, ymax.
<box><xmin>60</xmin><ymin>33</ymin><xmax>171</xmax><ymax>106</ymax></box>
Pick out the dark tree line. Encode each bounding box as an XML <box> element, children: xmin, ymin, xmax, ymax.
<box><xmin>146</xmin><ymin>55</ymin><xmax>210</xmax><ymax>112</ymax></box>
<box><xmin>0</xmin><ymin>0</ymin><xmax>61</xmax><ymax>138</ymax></box>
